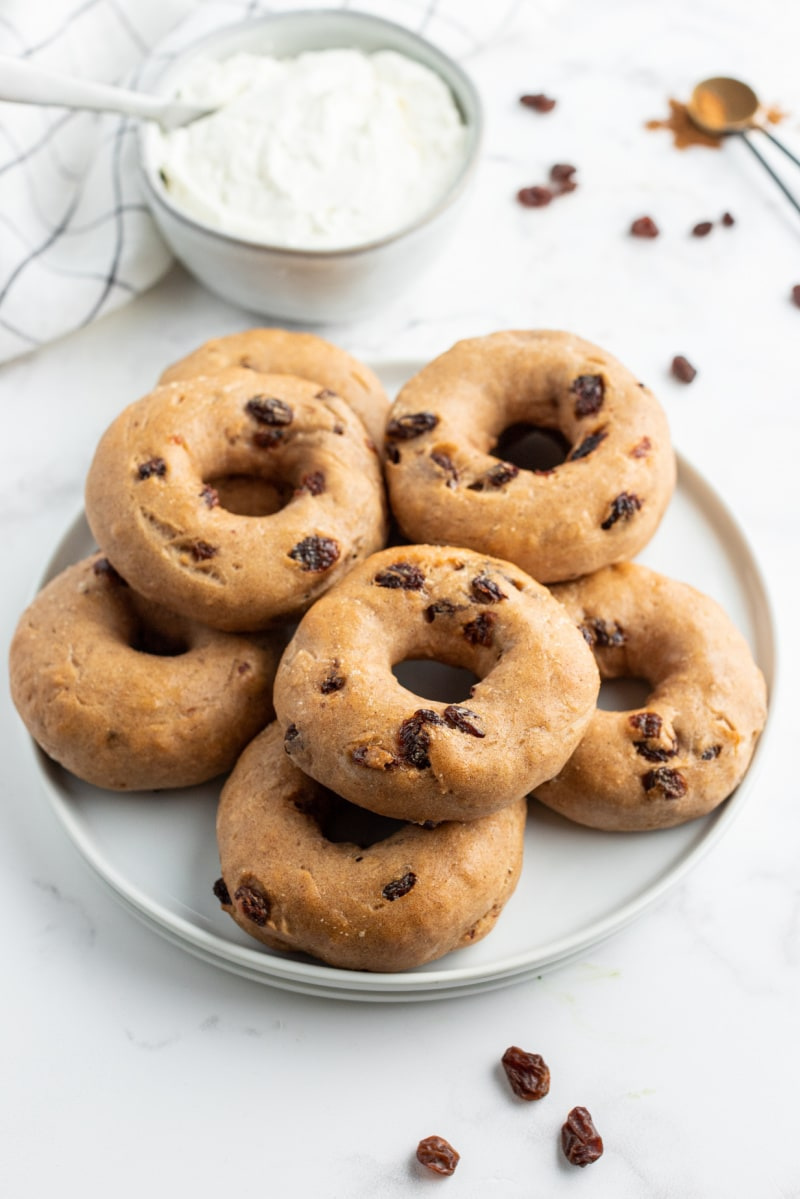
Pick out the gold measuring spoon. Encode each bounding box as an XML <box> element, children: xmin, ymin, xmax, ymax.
<box><xmin>688</xmin><ymin>76</ymin><xmax>800</xmax><ymax>216</ymax></box>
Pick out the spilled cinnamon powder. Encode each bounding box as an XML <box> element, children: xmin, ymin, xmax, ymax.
<box><xmin>646</xmin><ymin>98</ymin><xmax>789</xmax><ymax>149</ymax></box>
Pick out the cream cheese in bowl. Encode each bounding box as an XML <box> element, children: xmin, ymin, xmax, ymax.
<box><xmin>153</xmin><ymin>48</ymin><xmax>469</xmax><ymax>251</ymax></box>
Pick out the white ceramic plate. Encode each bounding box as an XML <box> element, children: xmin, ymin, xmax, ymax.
<box><xmin>30</xmin><ymin>360</ymin><xmax>775</xmax><ymax>1002</ymax></box>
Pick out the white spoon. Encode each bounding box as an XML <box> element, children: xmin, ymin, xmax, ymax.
<box><xmin>0</xmin><ymin>55</ymin><xmax>213</xmax><ymax>130</ymax></box>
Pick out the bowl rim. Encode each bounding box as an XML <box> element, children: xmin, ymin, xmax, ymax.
<box><xmin>138</xmin><ymin>7</ymin><xmax>484</xmax><ymax>260</ymax></box>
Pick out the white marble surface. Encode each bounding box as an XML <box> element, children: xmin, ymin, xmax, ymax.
<box><xmin>3</xmin><ymin>0</ymin><xmax>800</xmax><ymax>1194</ymax></box>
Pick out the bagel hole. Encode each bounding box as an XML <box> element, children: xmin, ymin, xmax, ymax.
<box><xmin>492</xmin><ymin>423</ymin><xmax>569</xmax><ymax>472</ymax></box>
<box><xmin>392</xmin><ymin>659</ymin><xmax>480</xmax><ymax>704</ymax></box>
<box><xmin>205</xmin><ymin>474</ymin><xmax>288</xmax><ymax>517</ymax></box>
<box><xmin>597</xmin><ymin>677</ymin><xmax>651</xmax><ymax>711</ymax></box>
<box><xmin>129</xmin><ymin>623</ymin><xmax>189</xmax><ymax>657</ymax></box>
<box><xmin>318</xmin><ymin>793</ymin><xmax>408</xmax><ymax>848</ymax></box>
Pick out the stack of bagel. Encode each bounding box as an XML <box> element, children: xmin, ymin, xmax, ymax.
<box><xmin>9</xmin><ymin>329</ymin><xmax>767</xmax><ymax>972</ymax></box>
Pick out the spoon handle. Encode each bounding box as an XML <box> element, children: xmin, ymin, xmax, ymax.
<box><xmin>0</xmin><ymin>55</ymin><xmax>167</xmax><ymax>122</ymax></box>
<box><xmin>759</xmin><ymin>126</ymin><xmax>800</xmax><ymax>172</ymax></box>
<box><xmin>738</xmin><ymin>131</ymin><xmax>800</xmax><ymax>217</ymax></box>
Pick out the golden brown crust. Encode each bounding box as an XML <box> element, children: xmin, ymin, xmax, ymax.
<box><xmin>273</xmin><ymin>544</ymin><xmax>600</xmax><ymax>823</ymax></box>
<box><xmin>8</xmin><ymin>555</ymin><xmax>282</xmax><ymax>790</ymax></box>
<box><xmin>84</xmin><ymin>369</ymin><xmax>388</xmax><ymax>630</ymax></box>
<box><xmin>216</xmin><ymin>722</ymin><xmax>527</xmax><ymax>972</ymax></box>
<box><xmin>385</xmin><ymin>330</ymin><xmax>676</xmax><ymax>582</ymax></box>
<box><xmin>159</xmin><ymin>328</ymin><xmax>389</xmax><ymax>446</ymax></box>
<box><xmin>533</xmin><ymin>563</ymin><xmax>768</xmax><ymax>830</ymax></box>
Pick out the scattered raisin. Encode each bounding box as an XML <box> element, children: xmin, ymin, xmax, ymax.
<box><xmin>245</xmin><ymin>396</ymin><xmax>293</xmax><ymax>426</ymax></box>
<box><xmin>424</xmin><ymin>599</ymin><xmax>458</xmax><ymax>623</ymax></box>
<box><xmin>630</xmin><ymin>215</ymin><xmax>659</xmax><ymax>238</ymax></box>
<box><xmin>397</xmin><ymin>710</ymin><xmax>443</xmax><ymax>769</ymax></box>
<box><xmin>629</xmin><ymin>712</ymin><xmax>662</xmax><ymax>738</ymax></box>
<box><xmin>501</xmin><ymin>1046</ymin><xmax>551</xmax><ymax>1100</ymax></box>
<box><xmin>601</xmin><ymin>492</ymin><xmax>642</xmax><ymax>530</ymax></box>
<box><xmin>791</xmin><ymin>285</ymin><xmax>800</xmax><ymax>308</ymax></box>
<box><xmin>701</xmin><ymin>745</ymin><xmax>722</xmax><ymax>760</ymax></box>
<box><xmin>642</xmin><ymin>766</ymin><xmax>688</xmax><ymax>799</ymax></box>
<box><xmin>471</xmin><ymin>574</ymin><xmax>507</xmax><ymax>604</ymax></box>
<box><xmin>430</xmin><ymin>450</ymin><xmax>459</xmax><ymax>488</ymax></box>
<box><xmin>190</xmin><ymin>540</ymin><xmax>217</xmax><ymax>561</ymax></box>
<box><xmin>692</xmin><ymin>220</ymin><xmax>713</xmax><ymax>237</ymax></box>
<box><xmin>464</xmin><ymin>611</ymin><xmax>497</xmax><ymax>647</ymax></box>
<box><xmin>199</xmin><ymin>484</ymin><xmax>219</xmax><ymax>508</ymax></box>
<box><xmin>580</xmin><ymin>618</ymin><xmax>626</xmax><ymax>648</ymax></box>
<box><xmin>92</xmin><ymin>557</ymin><xmax>127</xmax><ymax>585</ymax></box>
<box><xmin>443</xmin><ymin>705</ymin><xmax>485</xmax><ymax>738</ymax></box>
<box><xmin>234</xmin><ymin>883</ymin><xmax>270</xmax><ymax>926</ymax></box>
<box><xmin>550</xmin><ymin>162</ymin><xmax>576</xmax><ymax>184</ymax></box>
<box><xmin>561</xmin><ymin>1107</ymin><xmax>604</xmax><ymax>1167</ymax></box>
<box><xmin>386</xmin><ymin>412</ymin><xmax>439</xmax><ymax>440</ymax></box>
<box><xmin>721</xmin><ymin>211</ymin><xmax>735</xmax><ymax>226</ymax></box>
<box><xmin>520</xmin><ymin>93</ymin><xmax>556</xmax><ymax>112</ymax></box>
<box><xmin>374</xmin><ymin>561</ymin><xmax>425</xmax><ymax>590</ymax></box>
<box><xmin>416</xmin><ymin>1135</ymin><xmax>460</xmax><ymax>1176</ymax></box>
<box><xmin>571</xmin><ymin>374</ymin><xmax>605</xmax><ymax>417</ymax></box>
<box><xmin>297</xmin><ymin>470</ymin><xmax>325</xmax><ymax>496</ymax></box>
<box><xmin>382</xmin><ymin>871</ymin><xmax>417</xmax><ymax>901</ymax></box>
<box><xmin>137</xmin><ymin>457</ymin><xmax>166</xmax><ymax>480</ymax></box>
<box><xmin>631</xmin><ymin>436</ymin><xmax>652</xmax><ymax>458</ymax></box>
<box><xmin>212</xmin><ymin>877</ymin><xmax>231</xmax><ymax>906</ymax></box>
<box><xmin>288</xmin><ymin>536</ymin><xmax>340</xmax><ymax>572</ymax></box>
<box><xmin>672</xmin><ymin>355</ymin><xmax>697</xmax><ymax>383</ymax></box>
<box><xmin>320</xmin><ymin>664</ymin><xmax>346</xmax><ymax>694</ymax></box>
<box><xmin>517</xmin><ymin>185</ymin><xmax>553</xmax><ymax>207</ymax></box>
<box><xmin>569</xmin><ymin>429</ymin><xmax>608</xmax><ymax>461</ymax></box>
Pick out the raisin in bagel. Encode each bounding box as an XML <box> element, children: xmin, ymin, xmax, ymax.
<box><xmin>84</xmin><ymin>369</ymin><xmax>387</xmax><ymax>631</ymax></box>
<box><xmin>159</xmin><ymin>328</ymin><xmax>388</xmax><ymax>446</ymax></box>
<box><xmin>533</xmin><ymin>563</ymin><xmax>768</xmax><ymax>830</ymax></box>
<box><xmin>215</xmin><ymin>722</ymin><xmax>527</xmax><ymax>972</ymax></box>
<box><xmin>9</xmin><ymin>554</ymin><xmax>282</xmax><ymax>790</ymax></box>
<box><xmin>385</xmin><ymin>330</ymin><xmax>676</xmax><ymax>583</ymax></box>
<box><xmin>273</xmin><ymin>544</ymin><xmax>600</xmax><ymax>824</ymax></box>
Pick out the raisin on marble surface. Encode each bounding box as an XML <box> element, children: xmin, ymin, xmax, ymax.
<box><xmin>501</xmin><ymin>1046</ymin><xmax>551</xmax><ymax>1100</ymax></box>
<box><xmin>630</xmin><ymin>215</ymin><xmax>659</xmax><ymax>238</ymax></box>
<box><xmin>561</xmin><ymin>1107</ymin><xmax>604</xmax><ymax>1167</ymax></box>
<box><xmin>520</xmin><ymin>93</ymin><xmax>556</xmax><ymax>112</ymax></box>
<box><xmin>416</xmin><ymin>1135</ymin><xmax>460</xmax><ymax>1176</ymax></box>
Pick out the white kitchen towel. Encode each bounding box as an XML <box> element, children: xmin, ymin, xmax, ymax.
<box><xmin>0</xmin><ymin>0</ymin><xmax>537</xmax><ymax>364</ymax></box>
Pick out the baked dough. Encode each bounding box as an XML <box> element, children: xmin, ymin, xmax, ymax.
<box><xmin>215</xmin><ymin>722</ymin><xmax>527</xmax><ymax>972</ymax></box>
<box><xmin>533</xmin><ymin>563</ymin><xmax>768</xmax><ymax>830</ymax></box>
<box><xmin>273</xmin><ymin>544</ymin><xmax>600</xmax><ymax>823</ymax></box>
<box><xmin>385</xmin><ymin>330</ymin><xmax>676</xmax><ymax>582</ymax></box>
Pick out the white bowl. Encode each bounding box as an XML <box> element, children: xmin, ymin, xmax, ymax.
<box><xmin>138</xmin><ymin>9</ymin><xmax>483</xmax><ymax>323</ymax></box>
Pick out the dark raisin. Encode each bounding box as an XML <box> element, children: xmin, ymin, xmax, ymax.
<box><xmin>792</xmin><ymin>285</ymin><xmax>800</xmax><ymax>309</ymax></box>
<box><xmin>631</xmin><ymin>436</ymin><xmax>652</xmax><ymax>458</ymax></box>
<box><xmin>443</xmin><ymin>705</ymin><xmax>485</xmax><ymax>737</ymax></box>
<box><xmin>374</xmin><ymin>561</ymin><xmax>425</xmax><ymax>590</ymax></box>
<box><xmin>245</xmin><ymin>396</ymin><xmax>293</xmax><ymax>426</ymax></box>
<box><xmin>386</xmin><ymin>412</ymin><xmax>439</xmax><ymax>440</ymax></box>
<box><xmin>517</xmin><ymin>185</ymin><xmax>553</xmax><ymax>207</ymax></box>
<box><xmin>237</xmin><ymin>662</ymin><xmax>251</xmax><ymax>674</ymax></box>
<box><xmin>137</xmin><ymin>457</ymin><xmax>166</xmax><ymax>480</ymax></box>
<box><xmin>92</xmin><ymin>557</ymin><xmax>127</xmax><ymax>585</ymax></box>
<box><xmin>471</xmin><ymin>574</ymin><xmax>507</xmax><ymax>604</ymax></box>
<box><xmin>630</xmin><ymin>215</ymin><xmax>659</xmax><ymax>238</ymax></box>
<box><xmin>634</xmin><ymin>738</ymin><xmax>678</xmax><ymax>762</ymax></box>
<box><xmin>416</xmin><ymin>1135</ymin><xmax>460</xmax><ymax>1176</ymax></box>
<box><xmin>550</xmin><ymin>162</ymin><xmax>576</xmax><ymax>184</ymax></box>
<box><xmin>601</xmin><ymin>492</ymin><xmax>642</xmax><ymax>530</ymax></box>
<box><xmin>642</xmin><ymin>767</ymin><xmax>688</xmax><ymax>799</ymax></box>
<box><xmin>485</xmin><ymin>462</ymin><xmax>519</xmax><ymax>487</ymax></box>
<box><xmin>212</xmin><ymin>877</ymin><xmax>231</xmax><ymax>906</ymax></box>
<box><xmin>288</xmin><ymin>536</ymin><xmax>340</xmax><ymax>571</ymax></box>
<box><xmin>520</xmin><ymin>93</ymin><xmax>556</xmax><ymax>112</ymax></box>
<box><xmin>561</xmin><ymin>1107</ymin><xmax>604</xmax><ymax>1167</ymax></box>
<box><xmin>701</xmin><ymin>745</ymin><xmax>722</xmax><ymax>760</ymax></box>
<box><xmin>721</xmin><ymin>211</ymin><xmax>735</xmax><ymax>226</ymax></box>
<box><xmin>501</xmin><ymin>1046</ymin><xmax>551</xmax><ymax>1100</ymax></box>
<box><xmin>297</xmin><ymin>470</ymin><xmax>325</xmax><ymax>496</ymax></box>
<box><xmin>199</xmin><ymin>484</ymin><xmax>219</xmax><ymax>508</ymax></box>
<box><xmin>430</xmin><ymin>451</ymin><xmax>459</xmax><ymax>488</ymax></box>
<box><xmin>629</xmin><ymin>712</ymin><xmax>662</xmax><ymax>738</ymax></box>
<box><xmin>190</xmin><ymin>540</ymin><xmax>217</xmax><ymax>561</ymax></box>
<box><xmin>424</xmin><ymin>599</ymin><xmax>457</xmax><ymax>623</ymax></box>
<box><xmin>382</xmin><ymin>871</ymin><xmax>417</xmax><ymax>901</ymax></box>
<box><xmin>569</xmin><ymin>429</ymin><xmax>608</xmax><ymax>461</ymax></box>
<box><xmin>671</xmin><ymin>355</ymin><xmax>697</xmax><ymax>383</ymax></box>
<box><xmin>284</xmin><ymin>724</ymin><xmax>300</xmax><ymax>750</ymax></box>
<box><xmin>252</xmin><ymin>429</ymin><xmax>284</xmax><ymax>449</ymax></box>
<box><xmin>320</xmin><ymin>664</ymin><xmax>346</xmax><ymax>694</ymax></box>
<box><xmin>386</xmin><ymin>444</ymin><xmax>401</xmax><ymax>465</ymax></box>
<box><xmin>571</xmin><ymin>374</ymin><xmax>605</xmax><ymax>417</ymax></box>
<box><xmin>332</xmin><ymin>422</ymin><xmax>345</xmax><ymax>435</ymax></box>
<box><xmin>464</xmin><ymin>611</ymin><xmax>497</xmax><ymax>647</ymax></box>
<box><xmin>234</xmin><ymin>884</ymin><xmax>270</xmax><ymax>926</ymax></box>
<box><xmin>397</xmin><ymin>710</ymin><xmax>443</xmax><ymax>769</ymax></box>
<box><xmin>580</xmin><ymin>618</ymin><xmax>626</xmax><ymax>648</ymax></box>
<box><xmin>692</xmin><ymin>220</ymin><xmax>713</xmax><ymax>237</ymax></box>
